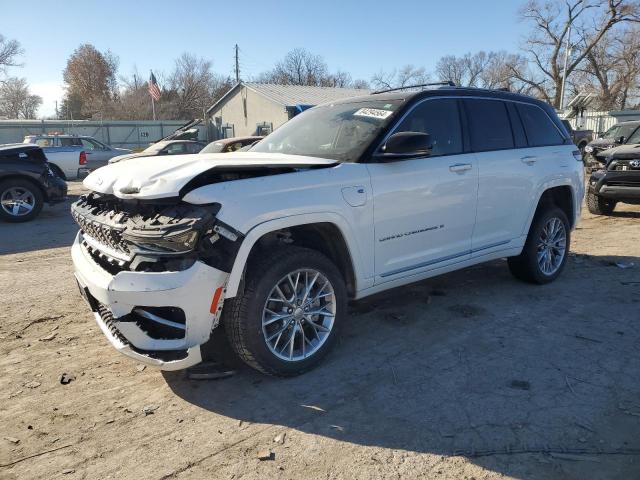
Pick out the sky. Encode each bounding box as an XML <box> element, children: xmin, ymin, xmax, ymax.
<box><xmin>1</xmin><ymin>0</ymin><xmax>525</xmax><ymax>117</ymax></box>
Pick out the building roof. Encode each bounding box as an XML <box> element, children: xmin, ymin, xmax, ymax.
<box><xmin>207</xmin><ymin>82</ymin><xmax>371</xmax><ymax>114</ymax></box>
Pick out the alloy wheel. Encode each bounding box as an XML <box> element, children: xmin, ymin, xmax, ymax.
<box><xmin>1</xmin><ymin>187</ymin><xmax>36</xmax><ymax>217</ymax></box>
<box><xmin>537</xmin><ymin>217</ymin><xmax>566</xmax><ymax>276</ymax></box>
<box><xmin>261</xmin><ymin>269</ymin><xmax>336</xmax><ymax>362</ymax></box>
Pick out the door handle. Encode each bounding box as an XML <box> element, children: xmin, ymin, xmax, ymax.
<box><xmin>520</xmin><ymin>155</ymin><xmax>537</xmax><ymax>165</ymax></box>
<box><xmin>449</xmin><ymin>163</ymin><xmax>472</xmax><ymax>173</ymax></box>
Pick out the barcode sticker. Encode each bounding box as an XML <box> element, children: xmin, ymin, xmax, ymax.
<box><xmin>353</xmin><ymin>108</ymin><xmax>393</xmax><ymax>120</ymax></box>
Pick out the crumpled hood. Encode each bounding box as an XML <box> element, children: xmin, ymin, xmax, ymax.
<box><xmin>83</xmin><ymin>152</ymin><xmax>337</xmax><ymax>199</ymax></box>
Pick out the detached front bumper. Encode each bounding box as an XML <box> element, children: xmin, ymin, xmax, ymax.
<box><xmin>71</xmin><ymin>232</ymin><xmax>229</xmax><ymax>370</ymax></box>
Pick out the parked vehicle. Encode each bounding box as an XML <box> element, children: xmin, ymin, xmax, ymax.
<box><xmin>583</xmin><ymin>121</ymin><xmax>640</xmax><ymax>172</ymax></box>
<box><xmin>24</xmin><ymin>135</ymin><xmax>131</xmax><ymax>178</ymax></box>
<box><xmin>200</xmin><ymin>136</ymin><xmax>264</xmax><ymax>154</ymax></box>
<box><xmin>561</xmin><ymin>120</ymin><xmax>593</xmax><ymax>154</ymax></box>
<box><xmin>108</xmin><ymin>140</ymin><xmax>207</xmax><ymax>164</ymax></box>
<box><xmin>0</xmin><ymin>144</ymin><xmax>67</xmax><ymax>222</ymax></box>
<box><xmin>586</xmin><ymin>134</ymin><xmax>640</xmax><ymax>215</ymax></box>
<box><xmin>71</xmin><ymin>85</ymin><xmax>583</xmax><ymax>375</ymax></box>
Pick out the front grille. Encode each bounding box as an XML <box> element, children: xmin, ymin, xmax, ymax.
<box><xmin>611</xmin><ymin>160</ymin><xmax>640</xmax><ymax>171</ymax></box>
<box><xmin>607</xmin><ymin>181</ymin><xmax>640</xmax><ymax>187</ymax></box>
<box><xmin>73</xmin><ymin>209</ymin><xmax>130</xmax><ymax>255</ymax></box>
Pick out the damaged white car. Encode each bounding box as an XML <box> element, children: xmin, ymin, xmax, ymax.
<box><xmin>71</xmin><ymin>85</ymin><xmax>584</xmax><ymax>375</ymax></box>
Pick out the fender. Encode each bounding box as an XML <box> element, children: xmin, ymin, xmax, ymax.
<box><xmin>224</xmin><ymin>212</ymin><xmax>373</xmax><ymax>298</ymax></box>
<box><xmin>521</xmin><ymin>173</ymin><xmax>582</xmax><ymax>236</ymax></box>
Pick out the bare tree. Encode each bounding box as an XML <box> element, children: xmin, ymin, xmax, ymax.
<box><xmin>370</xmin><ymin>65</ymin><xmax>430</xmax><ymax>90</ymax></box>
<box><xmin>260</xmin><ymin>48</ymin><xmax>332</xmax><ymax>86</ymax></box>
<box><xmin>509</xmin><ymin>0</ymin><xmax>640</xmax><ymax>107</ymax></box>
<box><xmin>575</xmin><ymin>26</ymin><xmax>640</xmax><ymax>109</ymax></box>
<box><xmin>166</xmin><ymin>53</ymin><xmax>233</xmax><ymax>119</ymax></box>
<box><xmin>0</xmin><ymin>77</ymin><xmax>42</xmax><ymax>118</ymax></box>
<box><xmin>0</xmin><ymin>34</ymin><xmax>23</xmax><ymax>79</ymax></box>
<box><xmin>62</xmin><ymin>44</ymin><xmax>119</xmax><ymax>118</ymax></box>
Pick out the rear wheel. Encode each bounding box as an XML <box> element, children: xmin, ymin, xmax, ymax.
<box><xmin>508</xmin><ymin>206</ymin><xmax>570</xmax><ymax>284</ymax></box>
<box><xmin>0</xmin><ymin>179</ymin><xmax>44</xmax><ymax>222</ymax></box>
<box><xmin>223</xmin><ymin>246</ymin><xmax>347</xmax><ymax>376</ymax></box>
<box><xmin>586</xmin><ymin>191</ymin><xmax>616</xmax><ymax>215</ymax></box>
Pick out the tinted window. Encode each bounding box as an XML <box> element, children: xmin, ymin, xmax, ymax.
<box><xmin>516</xmin><ymin>103</ymin><xmax>564</xmax><ymax>147</ymax></box>
<box><xmin>164</xmin><ymin>143</ymin><xmax>187</xmax><ymax>155</ymax></box>
<box><xmin>506</xmin><ymin>102</ymin><xmax>528</xmax><ymax>148</ymax></box>
<box><xmin>394</xmin><ymin>98</ymin><xmax>462</xmax><ymax>156</ymax></box>
<box><xmin>464</xmin><ymin>99</ymin><xmax>514</xmax><ymax>152</ymax></box>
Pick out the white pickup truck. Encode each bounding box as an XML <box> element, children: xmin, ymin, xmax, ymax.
<box><xmin>71</xmin><ymin>85</ymin><xmax>584</xmax><ymax>376</ymax></box>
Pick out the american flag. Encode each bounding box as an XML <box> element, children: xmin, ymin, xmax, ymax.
<box><xmin>148</xmin><ymin>71</ymin><xmax>161</xmax><ymax>101</ymax></box>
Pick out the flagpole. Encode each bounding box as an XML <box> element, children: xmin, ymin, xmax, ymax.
<box><xmin>151</xmin><ymin>97</ymin><xmax>156</xmax><ymax>121</ymax></box>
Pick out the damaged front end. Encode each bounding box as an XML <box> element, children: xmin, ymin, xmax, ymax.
<box><xmin>71</xmin><ymin>192</ymin><xmax>242</xmax><ymax>370</ymax></box>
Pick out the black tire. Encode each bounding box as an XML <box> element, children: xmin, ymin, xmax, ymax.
<box><xmin>508</xmin><ymin>206</ymin><xmax>570</xmax><ymax>284</ymax></box>
<box><xmin>586</xmin><ymin>191</ymin><xmax>616</xmax><ymax>215</ymax></box>
<box><xmin>223</xmin><ymin>246</ymin><xmax>347</xmax><ymax>376</ymax></box>
<box><xmin>49</xmin><ymin>163</ymin><xmax>66</xmax><ymax>180</ymax></box>
<box><xmin>0</xmin><ymin>178</ymin><xmax>44</xmax><ymax>223</ymax></box>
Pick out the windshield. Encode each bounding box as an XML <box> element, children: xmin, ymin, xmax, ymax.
<box><xmin>143</xmin><ymin>142</ymin><xmax>167</xmax><ymax>153</ymax></box>
<box><xmin>251</xmin><ymin>100</ymin><xmax>402</xmax><ymax>162</ymax></box>
<box><xmin>200</xmin><ymin>142</ymin><xmax>225</xmax><ymax>154</ymax></box>
<box><xmin>604</xmin><ymin>123</ymin><xmax>638</xmax><ymax>140</ymax></box>
<box><xmin>626</xmin><ymin>127</ymin><xmax>640</xmax><ymax>144</ymax></box>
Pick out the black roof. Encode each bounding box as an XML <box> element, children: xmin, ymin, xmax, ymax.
<box><xmin>330</xmin><ymin>86</ymin><xmax>552</xmax><ymax>111</ymax></box>
<box><xmin>0</xmin><ymin>143</ymin><xmax>41</xmax><ymax>153</ymax></box>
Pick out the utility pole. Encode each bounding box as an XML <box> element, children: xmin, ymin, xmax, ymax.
<box><xmin>235</xmin><ymin>44</ymin><xmax>240</xmax><ymax>84</ymax></box>
<box><xmin>560</xmin><ymin>24</ymin><xmax>572</xmax><ymax>112</ymax></box>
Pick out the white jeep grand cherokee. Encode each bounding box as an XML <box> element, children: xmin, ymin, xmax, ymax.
<box><xmin>71</xmin><ymin>85</ymin><xmax>584</xmax><ymax>376</ymax></box>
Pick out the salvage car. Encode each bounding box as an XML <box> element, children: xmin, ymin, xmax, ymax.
<box><xmin>586</xmin><ymin>129</ymin><xmax>640</xmax><ymax>215</ymax></box>
<box><xmin>71</xmin><ymin>85</ymin><xmax>583</xmax><ymax>375</ymax></box>
<box><xmin>24</xmin><ymin>134</ymin><xmax>131</xmax><ymax>178</ymax></box>
<box><xmin>108</xmin><ymin>140</ymin><xmax>207</xmax><ymax>164</ymax></box>
<box><xmin>200</xmin><ymin>136</ymin><xmax>264</xmax><ymax>154</ymax></box>
<box><xmin>0</xmin><ymin>144</ymin><xmax>67</xmax><ymax>222</ymax></box>
<box><xmin>583</xmin><ymin>121</ymin><xmax>640</xmax><ymax>172</ymax></box>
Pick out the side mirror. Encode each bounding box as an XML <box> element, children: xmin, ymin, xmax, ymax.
<box><xmin>616</xmin><ymin>136</ymin><xmax>626</xmax><ymax>144</ymax></box>
<box><xmin>377</xmin><ymin>132</ymin><xmax>432</xmax><ymax>160</ymax></box>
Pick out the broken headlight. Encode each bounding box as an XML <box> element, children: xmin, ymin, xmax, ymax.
<box><xmin>123</xmin><ymin>229</ymin><xmax>200</xmax><ymax>254</ymax></box>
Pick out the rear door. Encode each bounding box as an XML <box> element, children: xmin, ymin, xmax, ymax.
<box><xmin>367</xmin><ymin>98</ymin><xmax>479</xmax><ymax>282</ymax></box>
<box><xmin>464</xmin><ymin>98</ymin><xmax>534</xmax><ymax>254</ymax></box>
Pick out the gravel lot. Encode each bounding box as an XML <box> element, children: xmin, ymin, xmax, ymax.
<box><xmin>1</xmin><ymin>181</ymin><xmax>639</xmax><ymax>480</ymax></box>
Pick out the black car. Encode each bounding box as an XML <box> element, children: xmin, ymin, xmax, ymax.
<box><xmin>584</xmin><ymin>121</ymin><xmax>640</xmax><ymax>171</ymax></box>
<box><xmin>0</xmin><ymin>144</ymin><xmax>67</xmax><ymax>222</ymax></box>
<box><xmin>586</xmin><ymin>142</ymin><xmax>640</xmax><ymax>215</ymax></box>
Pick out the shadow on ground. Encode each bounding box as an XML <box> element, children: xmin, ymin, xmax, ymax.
<box><xmin>166</xmin><ymin>255</ymin><xmax>640</xmax><ymax>480</ymax></box>
<box><xmin>0</xmin><ymin>193</ymin><xmax>80</xmax><ymax>255</ymax></box>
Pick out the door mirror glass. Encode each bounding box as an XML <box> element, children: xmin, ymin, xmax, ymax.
<box><xmin>381</xmin><ymin>132</ymin><xmax>432</xmax><ymax>157</ymax></box>
<box><xmin>617</xmin><ymin>136</ymin><xmax>626</xmax><ymax>144</ymax></box>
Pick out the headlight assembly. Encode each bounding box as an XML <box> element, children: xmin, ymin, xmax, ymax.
<box><xmin>123</xmin><ymin>229</ymin><xmax>200</xmax><ymax>253</ymax></box>
<box><xmin>584</xmin><ymin>145</ymin><xmax>594</xmax><ymax>153</ymax></box>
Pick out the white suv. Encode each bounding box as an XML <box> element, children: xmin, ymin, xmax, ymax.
<box><xmin>71</xmin><ymin>85</ymin><xmax>584</xmax><ymax>376</ymax></box>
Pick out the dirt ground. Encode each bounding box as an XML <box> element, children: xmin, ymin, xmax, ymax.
<box><xmin>1</xmin><ymin>181</ymin><xmax>639</xmax><ymax>480</ymax></box>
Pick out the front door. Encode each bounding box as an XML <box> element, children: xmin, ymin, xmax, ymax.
<box><xmin>367</xmin><ymin>98</ymin><xmax>478</xmax><ymax>283</ymax></box>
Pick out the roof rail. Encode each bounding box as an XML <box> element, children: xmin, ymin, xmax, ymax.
<box><xmin>371</xmin><ymin>81</ymin><xmax>456</xmax><ymax>95</ymax></box>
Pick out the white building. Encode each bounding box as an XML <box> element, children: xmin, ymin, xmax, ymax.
<box><xmin>206</xmin><ymin>82</ymin><xmax>370</xmax><ymax>138</ymax></box>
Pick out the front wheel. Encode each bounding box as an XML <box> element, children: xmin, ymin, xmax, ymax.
<box><xmin>223</xmin><ymin>246</ymin><xmax>347</xmax><ymax>376</ymax></box>
<box><xmin>586</xmin><ymin>191</ymin><xmax>616</xmax><ymax>215</ymax></box>
<box><xmin>508</xmin><ymin>206</ymin><xmax>570</xmax><ymax>284</ymax></box>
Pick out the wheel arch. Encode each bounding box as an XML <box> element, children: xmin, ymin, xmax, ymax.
<box><xmin>529</xmin><ymin>184</ymin><xmax>576</xmax><ymax>230</ymax></box>
<box><xmin>0</xmin><ymin>174</ymin><xmax>47</xmax><ymax>201</ymax></box>
<box><xmin>225</xmin><ymin>214</ymin><xmax>360</xmax><ymax>299</ymax></box>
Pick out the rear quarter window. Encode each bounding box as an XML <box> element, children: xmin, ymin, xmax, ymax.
<box><xmin>516</xmin><ymin>103</ymin><xmax>565</xmax><ymax>147</ymax></box>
